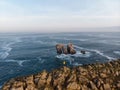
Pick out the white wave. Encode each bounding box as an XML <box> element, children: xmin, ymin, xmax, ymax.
<box><xmin>93</xmin><ymin>50</ymin><xmax>115</xmax><ymax>60</ymax></box>
<box><xmin>37</xmin><ymin>57</ymin><xmax>45</xmax><ymax>64</ymax></box>
<box><xmin>71</xmin><ymin>51</ymin><xmax>91</xmax><ymax>58</ymax></box>
<box><xmin>56</xmin><ymin>54</ymin><xmax>71</xmax><ymax>60</ymax></box>
<box><xmin>56</xmin><ymin>51</ymin><xmax>91</xmax><ymax>59</ymax></box>
<box><xmin>72</xmin><ymin>62</ymin><xmax>82</xmax><ymax>66</ymax></box>
<box><xmin>74</xmin><ymin>45</ymin><xmax>115</xmax><ymax>60</ymax></box>
<box><xmin>0</xmin><ymin>37</ymin><xmax>22</xmax><ymax>60</ymax></box>
<box><xmin>113</xmin><ymin>51</ymin><xmax>120</xmax><ymax>55</ymax></box>
<box><xmin>3</xmin><ymin>59</ymin><xmax>27</xmax><ymax>66</ymax></box>
<box><xmin>0</xmin><ymin>52</ymin><xmax>9</xmax><ymax>59</ymax></box>
<box><xmin>0</xmin><ymin>43</ymin><xmax>12</xmax><ymax>59</ymax></box>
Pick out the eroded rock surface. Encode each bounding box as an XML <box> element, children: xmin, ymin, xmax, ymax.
<box><xmin>2</xmin><ymin>59</ymin><xmax>120</xmax><ymax>90</ymax></box>
<box><xmin>56</xmin><ymin>43</ymin><xmax>76</xmax><ymax>54</ymax></box>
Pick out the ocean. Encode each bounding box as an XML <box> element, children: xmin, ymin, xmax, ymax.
<box><xmin>0</xmin><ymin>32</ymin><xmax>120</xmax><ymax>86</ymax></box>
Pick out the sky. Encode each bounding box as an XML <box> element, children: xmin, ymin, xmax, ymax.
<box><xmin>0</xmin><ymin>0</ymin><xmax>120</xmax><ymax>32</ymax></box>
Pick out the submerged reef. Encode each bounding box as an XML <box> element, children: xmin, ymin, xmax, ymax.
<box><xmin>2</xmin><ymin>59</ymin><xmax>120</xmax><ymax>90</ymax></box>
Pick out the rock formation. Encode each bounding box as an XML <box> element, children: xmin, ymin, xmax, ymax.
<box><xmin>2</xmin><ymin>59</ymin><xmax>120</xmax><ymax>90</ymax></box>
<box><xmin>63</xmin><ymin>47</ymin><xmax>68</xmax><ymax>54</ymax></box>
<box><xmin>81</xmin><ymin>50</ymin><xmax>86</xmax><ymax>54</ymax></box>
<box><xmin>67</xmin><ymin>43</ymin><xmax>76</xmax><ymax>54</ymax></box>
<box><xmin>56</xmin><ymin>44</ymin><xmax>64</xmax><ymax>54</ymax></box>
<box><xmin>56</xmin><ymin>43</ymin><xmax>76</xmax><ymax>55</ymax></box>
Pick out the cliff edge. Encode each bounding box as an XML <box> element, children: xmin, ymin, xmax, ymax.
<box><xmin>2</xmin><ymin>59</ymin><xmax>120</xmax><ymax>90</ymax></box>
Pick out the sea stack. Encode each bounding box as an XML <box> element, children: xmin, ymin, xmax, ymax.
<box><xmin>56</xmin><ymin>43</ymin><xmax>76</xmax><ymax>55</ymax></box>
<box><xmin>56</xmin><ymin>44</ymin><xmax>64</xmax><ymax>54</ymax></box>
<box><xmin>67</xmin><ymin>43</ymin><xmax>76</xmax><ymax>54</ymax></box>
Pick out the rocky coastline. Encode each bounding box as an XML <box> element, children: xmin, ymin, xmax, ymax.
<box><xmin>2</xmin><ymin>59</ymin><xmax>120</xmax><ymax>90</ymax></box>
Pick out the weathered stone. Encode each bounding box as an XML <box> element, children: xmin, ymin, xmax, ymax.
<box><xmin>81</xmin><ymin>50</ymin><xmax>86</xmax><ymax>54</ymax></box>
<box><xmin>67</xmin><ymin>43</ymin><xmax>76</xmax><ymax>54</ymax></box>
<box><xmin>100</xmin><ymin>73</ymin><xmax>107</xmax><ymax>78</ymax></box>
<box><xmin>12</xmin><ymin>86</ymin><xmax>24</xmax><ymax>90</ymax></box>
<box><xmin>56</xmin><ymin>44</ymin><xmax>64</xmax><ymax>54</ymax></box>
<box><xmin>67</xmin><ymin>82</ymin><xmax>80</xmax><ymax>90</ymax></box>
<box><xmin>103</xmin><ymin>83</ymin><xmax>111</xmax><ymax>90</ymax></box>
<box><xmin>63</xmin><ymin>47</ymin><xmax>68</xmax><ymax>54</ymax></box>
<box><xmin>88</xmin><ymin>81</ymin><xmax>98</xmax><ymax>90</ymax></box>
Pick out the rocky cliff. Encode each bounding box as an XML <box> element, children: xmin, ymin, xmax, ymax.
<box><xmin>2</xmin><ymin>59</ymin><xmax>120</xmax><ymax>90</ymax></box>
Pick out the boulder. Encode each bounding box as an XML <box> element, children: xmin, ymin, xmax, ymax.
<box><xmin>81</xmin><ymin>50</ymin><xmax>86</xmax><ymax>54</ymax></box>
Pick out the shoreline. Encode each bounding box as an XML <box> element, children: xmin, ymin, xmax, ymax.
<box><xmin>2</xmin><ymin>59</ymin><xmax>120</xmax><ymax>90</ymax></box>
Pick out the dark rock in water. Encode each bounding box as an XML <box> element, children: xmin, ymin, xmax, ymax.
<box><xmin>81</xmin><ymin>50</ymin><xmax>86</xmax><ymax>54</ymax></box>
<box><xmin>2</xmin><ymin>59</ymin><xmax>120</xmax><ymax>90</ymax></box>
<box><xmin>67</xmin><ymin>43</ymin><xmax>76</xmax><ymax>54</ymax></box>
<box><xmin>56</xmin><ymin>44</ymin><xmax>64</xmax><ymax>54</ymax></box>
<box><xmin>56</xmin><ymin>43</ymin><xmax>76</xmax><ymax>54</ymax></box>
<box><xmin>63</xmin><ymin>47</ymin><xmax>68</xmax><ymax>54</ymax></box>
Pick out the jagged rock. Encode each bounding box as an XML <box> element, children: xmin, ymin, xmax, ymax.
<box><xmin>100</xmin><ymin>73</ymin><xmax>107</xmax><ymax>78</ymax></box>
<box><xmin>37</xmin><ymin>70</ymin><xmax>48</xmax><ymax>88</ymax></box>
<box><xmin>103</xmin><ymin>83</ymin><xmax>111</xmax><ymax>90</ymax></box>
<box><xmin>56</xmin><ymin>44</ymin><xmax>64</xmax><ymax>54</ymax></box>
<box><xmin>88</xmin><ymin>81</ymin><xmax>98</xmax><ymax>90</ymax></box>
<box><xmin>12</xmin><ymin>86</ymin><xmax>24</xmax><ymax>90</ymax></box>
<box><xmin>2</xmin><ymin>60</ymin><xmax>120</xmax><ymax>90</ymax></box>
<box><xmin>117</xmin><ymin>82</ymin><xmax>120</xmax><ymax>89</ymax></box>
<box><xmin>81</xmin><ymin>85</ymin><xmax>89</xmax><ymax>90</ymax></box>
<box><xmin>63</xmin><ymin>47</ymin><xmax>68</xmax><ymax>54</ymax></box>
<box><xmin>46</xmin><ymin>74</ymin><xmax>52</xmax><ymax>85</ymax></box>
<box><xmin>67</xmin><ymin>43</ymin><xmax>76</xmax><ymax>54</ymax></box>
<box><xmin>67</xmin><ymin>82</ymin><xmax>80</xmax><ymax>90</ymax></box>
<box><xmin>56</xmin><ymin>43</ymin><xmax>76</xmax><ymax>54</ymax></box>
<box><xmin>81</xmin><ymin>50</ymin><xmax>86</xmax><ymax>54</ymax></box>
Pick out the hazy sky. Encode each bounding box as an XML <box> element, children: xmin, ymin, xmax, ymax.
<box><xmin>0</xmin><ymin>0</ymin><xmax>120</xmax><ymax>32</ymax></box>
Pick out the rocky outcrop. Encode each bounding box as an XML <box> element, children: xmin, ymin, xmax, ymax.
<box><xmin>56</xmin><ymin>43</ymin><xmax>76</xmax><ymax>54</ymax></box>
<box><xmin>67</xmin><ymin>43</ymin><xmax>76</xmax><ymax>54</ymax></box>
<box><xmin>2</xmin><ymin>59</ymin><xmax>120</xmax><ymax>90</ymax></box>
<box><xmin>56</xmin><ymin>44</ymin><xmax>64</xmax><ymax>54</ymax></box>
<box><xmin>81</xmin><ymin>50</ymin><xmax>86</xmax><ymax>54</ymax></box>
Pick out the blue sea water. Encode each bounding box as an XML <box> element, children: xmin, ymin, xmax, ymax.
<box><xmin>0</xmin><ymin>32</ymin><xmax>120</xmax><ymax>86</ymax></box>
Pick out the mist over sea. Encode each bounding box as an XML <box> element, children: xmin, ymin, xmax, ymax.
<box><xmin>0</xmin><ymin>32</ymin><xmax>120</xmax><ymax>86</ymax></box>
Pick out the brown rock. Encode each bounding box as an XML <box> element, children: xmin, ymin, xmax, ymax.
<box><xmin>88</xmin><ymin>81</ymin><xmax>98</xmax><ymax>90</ymax></box>
<box><xmin>63</xmin><ymin>47</ymin><xmax>68</xmax><ymax>54</ymax></box>
<box><xmin>67</xmin><ymin>82</ymin><xmax>80</xmax><ymax>90</ymax></box>
<box><xmin>46</xmin><ymin>74</ymin><xmax>52</xmax><ymax>85</ymax></box>
<box><xmin>56</xmin><ymin>44</ymin><xmax>64</xmax><ymax>54</ymax></box>
<box><xmin>117</xmin><ymin>82</ymin><xmax>120</xmax><ymax>89</ymax></box>
<box><xmin>100</xmin><ymin>73</ymin><xmax>107</xmax><ymax>78</ymax></box>
<box><xmin>103</xmin><ymin>83</ymin><xmax>111</xmax><ymax>90</ymax></box>
<box><xmin>67</xmin><ymin>43</ymin><xmax>76</xmax><ymax>54</ymax></box>
<box><xmin>12</xmin><ymin>86</ymin><xmax>24</xmax><ymax>90</ymax></box>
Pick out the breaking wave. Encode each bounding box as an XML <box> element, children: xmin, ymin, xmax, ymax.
<box><xmin>113</xmin><ymin>51</ymin><xmax>120</xmax><ymax>55</ymax></box>
<box><xmin>0</xmin><ymin>59</ymin><xmax>27</xmax><ymax>66</ymax></box>
<box><xmin>56</xmin><ymin>51</ymin><xmax>91</xmax><ymax>59</ymax></box>
<box><xmin>74</xmin><ymin>45</ymin><xmax>115</xmax><ymax>60</ymax></box>
<box><xmin>37</xmin><ymin>57</ymin><xmax>45</xmax><ymax>64</ymax></box>
<box><xmin>0</xmin><ymin>38</ymin><xmax>22</xmax><ymax>60</ymax></box>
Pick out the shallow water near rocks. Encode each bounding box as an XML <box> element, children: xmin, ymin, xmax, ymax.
<box><xmin>0</xmin><ymin>32</ymin><xmax>120</xmax><ymax>86</ymax></box>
